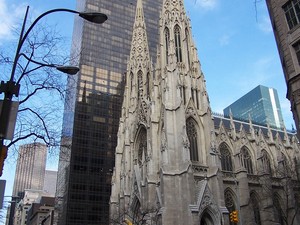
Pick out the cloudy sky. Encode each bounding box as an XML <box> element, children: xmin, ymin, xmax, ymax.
<box><xmin>0</xmin><ymin>0</ymin><xmax>295</xmax><ymax>220</ymax></box>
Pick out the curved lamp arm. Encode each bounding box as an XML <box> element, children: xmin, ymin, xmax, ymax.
<box><xmin>0</xmin><ymin>6</ymin><xmax>107</xmax><ymax>142</ymax></box>
<box><xmin>9</xmin><ymin>6</ymin><xmax>107</xmax><ymax>82</ymax></box>
<box><xmin>18</xmin><ymin>53</ymin><xmax>79</xmax><ymax>82</ymax></box>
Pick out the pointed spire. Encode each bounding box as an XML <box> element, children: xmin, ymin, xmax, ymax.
<box><xmin>129</xmin><ymin>0</ymin><xmax>150</xmax><ymax>62</ymax></box>
<box><xmin>229</xmin><ymin>110</ymin><xmax>236</xmax><ymax>140</ymax></box>
<box><xmin>239</xmin><ymin>122</ymin><xmax>244</xmax><ymax>133</ymax></box>
<box><xmin>249</xmin><ymin>114</ymin><xmax>256</xmax><ymax>140</ymax></box>
<box><xmin>267</xmin><ymin>123</ymin><xmax>274</xmax><ymax>143</ymax></box>
<box><xmin>125</xmin><ymin>0</ymin><xmax>152</xmax><ymax>106</ymax></box>
<box><xmin>283</xmin><ymin>125</ymin><xmax>291</xmax><ymax>147</ymax></box>
<box><xmin>135</xmin><ymin>0</ymin><xmax>145</xmax><ymax>25</ymax></box>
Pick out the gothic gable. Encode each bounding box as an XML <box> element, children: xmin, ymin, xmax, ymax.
<box><xmin>189</xmin><ymin>179</ymin><xmax>222</xmax><ymax>224</ymax></box>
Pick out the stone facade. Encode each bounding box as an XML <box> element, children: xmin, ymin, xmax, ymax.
<box><xmin>266</xmin><ymin>0</ymin><xmax>300</xmax><ymax>138</ymax></box>
<box><xmin>110</xmin><ymin>0</ymin><xmax>300</xmax><ymax>224</ymax></box>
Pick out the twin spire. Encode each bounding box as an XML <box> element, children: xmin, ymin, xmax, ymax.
<box><xmin>125</xmin><ymin>0</ymin><xmax>208</xmax><ymax>112</ymax></box>
<box><xmin>128</xmin><ymin>0</ymin><xmax>150</xmax><ymax>65</ymax></box>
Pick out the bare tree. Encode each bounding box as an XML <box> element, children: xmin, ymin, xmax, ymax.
<box><xmin>110</xmin><ymin>206</ymin><xmax>159</xmax><ymax>225</ymax></box>
<box><xmin>0</xmin><ymin>18</ymin><xmax>76</xmax><ymax>158</ymax></box>
<box><xmin>258</xmin><ymin>153</ymin><xmax>300</xmax><ymax>225</ymax></box>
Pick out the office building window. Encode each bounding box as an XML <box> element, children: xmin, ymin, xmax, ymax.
<box><xmin>283</xmin><ymin>0</ymin><xmax>300</xmax><ymax>30</ymax></box>
<box><xmin>293</xmin><ymin>41</ymin><xmax>300</xmax><ymax>64</ymax></box>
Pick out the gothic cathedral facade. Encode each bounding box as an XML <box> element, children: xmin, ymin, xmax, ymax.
<box><xmin>110</xmin><ymin>0</ymin><xmax>300</xmax><ymax>224</ymax></box>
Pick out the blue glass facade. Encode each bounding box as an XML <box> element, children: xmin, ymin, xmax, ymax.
<box><xmin>223</xmin><ymin>85</ymin><xmax>285</xmax><ymax>129</ymax></box>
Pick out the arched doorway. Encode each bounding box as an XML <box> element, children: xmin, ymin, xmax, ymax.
<box><xmin>200</xmin><ymin>211</ymin><xmax>214</xmax><ymax>225</ymax></box>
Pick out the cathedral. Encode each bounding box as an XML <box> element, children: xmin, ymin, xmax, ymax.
<box><xmin>109</xmin><ymin>0</ymin><xmax>300</xmax><ymax>224</ymax></box>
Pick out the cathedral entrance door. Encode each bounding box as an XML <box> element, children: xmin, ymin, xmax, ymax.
<box><xmin>200</xmin><ymin>212</ymin><xmax>215</xmax><ymax>225</ymax></box>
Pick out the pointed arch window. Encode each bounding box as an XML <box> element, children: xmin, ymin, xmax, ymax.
<box><xmin>250</xmin><ymin>192</ymin><xmax>261</xmax><ymax>225</ymax></box>
<box><xmin>130</xmin><ymin>72</ymin><xmax>134</xmax><ymax>94</ymax></box>
<box><xmin>261</xmin><ymin>150</ymin><xmax>272</xmax><ymax>175</ymax></box>
<box><xmin>273</xmin><ymin>194</ymin><xmax>284</xmax><ymax>225</ymax></box>
<box><xmin>136</xmin><ymin>127</ymin><xmax>147</xmax><ymax>184</ymax></box>
<box><xmin>174</xmin><ymin>25</ymin><xmax>182</xmax><ymax>62</ymax></box>
<box><xmin>196</xmin><ymin>90</ymin><xmax>199</xmax><ymax>109</ymax></box>
<box><xmin>131</xmin><ymin>196</ymin><xmax>141</xmax><ymax>224</ymax></box>
<box><xmin>186</xmin><ymin>118</ymin><xmax>199</xmax><ymax>161</ymax></box>
<box><xmin>220</xmin><ymin>143</ymin><xmax>233</xmax><ymax>172</ymax></box>
<box><xmin>137</xmin><ymin>70</ymin><xmax>143</xmax><ymax>98</ymax></box>
<box><xmin>278</xmin><ymin>153</ymin><xmax>290</xmax><ymax>178</ymax></box>
<box><xmin>185</xmin><ymin>28</ymin><xmax>190</xmax><ymax>66</ymax></box>
<box><xmin>164</xmin><ymin>27</ymin><xmax>170</xmax><ymax>64</ymax></box>
<box><xmin>137</xmin><ymin>128</ymin><xmax>147</xmax><ymax>167</ymax></box>
<box><xmin>182</xmin><ymin>86</ymin><xmax>186</xmax><ymax>105</ymax></box>
<box><xmin>146</xmin><ymin>72</ymin><xmax>150</xmax><ymax>98</ymax></box>
<box><xmin>191</xmin><ymin>88</ymin><xmax>195</xmax><ymax>102</ymax></box>
<box><xmin>241</xmin><ymin>147</ymin><xmax>254</xmax><ymax>174</ymax></box>
<box><xmin>224</xmin><ymin>190</ymin><xmax>236</xmax><ymax>225</ymax></box>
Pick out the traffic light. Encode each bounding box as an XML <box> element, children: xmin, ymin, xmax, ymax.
<box><xmin>0</xmin><ymin>145</ymin><xmax>7</xmax><ymax>176</ymax></box>
<box><xmin>230</xmin><ymin>210</ymin><xmax>238</xmax><ymax>223</ymax></box>
<box><xmin>229</xmin><ymin>211</ymin><xmax>233</xmax><ymax>222</ymax></box>
<box><xmin>124</xmin><ymin>218</ymin><xmax>132</xmax><ymax>225</ymax></box>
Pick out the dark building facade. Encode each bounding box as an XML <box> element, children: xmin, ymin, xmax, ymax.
<box><xmin>223</xmin><ymin>85</ymin><xmax>285</xmax><ymax>129</ymax></box>
<box><xmin>55</xmin><ymin>1</ymin><xmax>163</xmax><ymax>225</ymax></box>
<box><xmin>265</xmin><ymin>0</ymin><xmax>300</xmax><ymax>135</ymax></box>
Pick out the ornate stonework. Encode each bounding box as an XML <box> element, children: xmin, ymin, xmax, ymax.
<box><xmin>110</xmin><ymin>0</ymin><xmax>300</xmax><ymax>225</ymax></box>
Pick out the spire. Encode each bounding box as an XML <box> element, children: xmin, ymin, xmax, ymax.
<box><xmin>125</xmin><ymin>0</ymin><xmax>152</xmax><ymax>108</ymax></box>
<box><xmin>249</xmin><ymin>114</ymin><xmax>256</xmax><ymax>140</ymax></box>
<box><xmin>229</xmin><ymin>109</ymin><xmax>236</xmax><ymax>140</ymax></box>
<box><xmin>156</xmin><ymin>0</ymin><xmax>211</xmax><ymax>113</ymax></box>
<box><xmin>136</xmin><ymin>0</ymin><xmax>144</xmax><ymax>21</ymax></box>
<box><xmin>267</xmin><ymin>123</ymin><xmax>274</xmax><ymax>143</ymax></box>
<box><xmin>129</xmin><ymin>0</ymin><xmax>150</xmax><ymax>64</ymax></box>
<box><xmin>159</xmin><ymin>0</ymin><xmax>188</xmax><ymax>68</ymax></box>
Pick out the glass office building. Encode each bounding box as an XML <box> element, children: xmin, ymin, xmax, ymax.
<box><xmin>55</xmin><ymin>1</ymin><xmax>163</xmax><ymax>225</ymax></box>
<box><xmin>223</xmin><ymin>85</ymin><xmax>285</xmax><ymax>129</ymax></box>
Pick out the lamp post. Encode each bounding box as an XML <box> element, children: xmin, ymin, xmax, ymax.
<box><xmin>0</xmin><ymin>6</ymin><xmax>107</xmax><ymax>175</ymax></box>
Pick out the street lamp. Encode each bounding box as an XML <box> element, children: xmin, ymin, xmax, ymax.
<box><xmin>0</xmin><ymin>6</ymin><xmax>107</xmax><ymax>174</ymax></box>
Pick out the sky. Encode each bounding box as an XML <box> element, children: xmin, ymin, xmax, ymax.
<box><xmin>0</xmin><ymin>0</ymin><xmax>295</xmax><ymax>221</ymax></box>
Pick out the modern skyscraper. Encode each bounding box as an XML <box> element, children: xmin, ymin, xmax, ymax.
<box><xmin>55</xmin><ymin>1</ymin><xmax>163</xmax><ymax>225</ymax></box>
<box><xmin>265</xmin><ymin>0</ymin><xmax>300</xmax><ymax>134</ymax></box>
<box><xmin>223</xmin><ymin>85</ymin><xmax>285</xmax><ymax>129</ymax></box>
<box><xmin>12</xmin><ymin>143</ymin><xmax>47</xmax><ymax>197</ymax></box>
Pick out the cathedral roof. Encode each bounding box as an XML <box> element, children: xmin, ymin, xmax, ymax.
<box><xmin>212</xmin><ymin>113</ymin><xmax>296</xmax><ymax>139</ymax></box>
